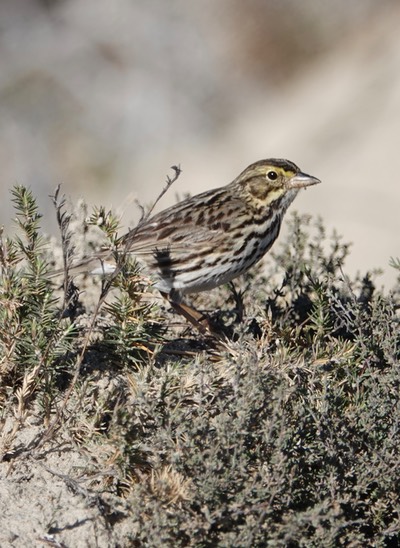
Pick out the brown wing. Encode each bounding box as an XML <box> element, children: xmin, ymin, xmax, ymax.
<box><xmin>55</xmin><ymin>183</ymin><xmax>246</xmax><ymax>278</ymax></box>
<box><xmin>118</xmin><ymin>184</ymin><xmax>246</xmax><ymax>263</ymax></box>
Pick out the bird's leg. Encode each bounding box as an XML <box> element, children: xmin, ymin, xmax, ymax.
<box><xmin>229</xmin><ymin>281</ymin><xmax>245</xmax><ymax>323</ymax></box>
<box><xmin>160</xmin><ymin>291</ymin><xmax>213</xmax><ymax>335</ymax></box>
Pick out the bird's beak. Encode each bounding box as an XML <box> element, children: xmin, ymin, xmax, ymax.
<box><xmin>288</xmin><ymin>172</ymin><xmax>321</xmax><ymax>189</ymax></box>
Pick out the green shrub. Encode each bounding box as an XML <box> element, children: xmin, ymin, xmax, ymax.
<box><xmin>0</xmin><ymin>187</ymin><xmax>399</xmax><ymax>546</ymax></box>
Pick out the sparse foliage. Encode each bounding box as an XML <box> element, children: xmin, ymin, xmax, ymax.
<box><xmin>0</xmin><ymin>187</ymin><xmax>399</xmax><ymax>547</ymax></box>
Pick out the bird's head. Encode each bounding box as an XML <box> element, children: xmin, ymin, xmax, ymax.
<box><xmin>235</xmin><ymin>158</ymin><xmax>321</xmax><ymax>209</ymax></box>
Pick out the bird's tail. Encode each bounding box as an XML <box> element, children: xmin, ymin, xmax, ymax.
<box><xmin>49</xmin><ymin>251</ymin><xmax>117</xmax><ymax>279</ymax></box>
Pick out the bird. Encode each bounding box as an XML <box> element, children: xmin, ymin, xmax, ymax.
<box><xmin>62</xmin><ymin>159</ymin><xmax>321</xmax><ymax>332</ymax></box>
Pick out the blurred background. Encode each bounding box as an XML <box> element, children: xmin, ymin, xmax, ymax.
<box><xmin>0</xmin><ymin>0</ymin><xmax>399</xmax><ymax>285</ymax></box>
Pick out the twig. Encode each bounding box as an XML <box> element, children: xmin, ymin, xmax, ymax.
<box><xmin>25</xmin><ymin>166</ymin><xmax>182</xmax><ymax>454</ymax></box>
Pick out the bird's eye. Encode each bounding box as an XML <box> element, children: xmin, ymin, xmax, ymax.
<box><xmin>267</xmin><ymin>170</ymin><xmax>278</xmax><ymax>181</ymax></box>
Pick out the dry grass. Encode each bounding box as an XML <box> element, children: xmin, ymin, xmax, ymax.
<box><xmin>0</xmin><ymin>185</ymin><xmax>399</xmax><ymax>547</ymax></box>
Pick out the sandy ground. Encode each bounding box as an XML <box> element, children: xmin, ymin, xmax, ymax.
<box><xmin>0</xmin><ymin>441</ymin><xmax>115</xmax><ymax>547</ymax></box>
